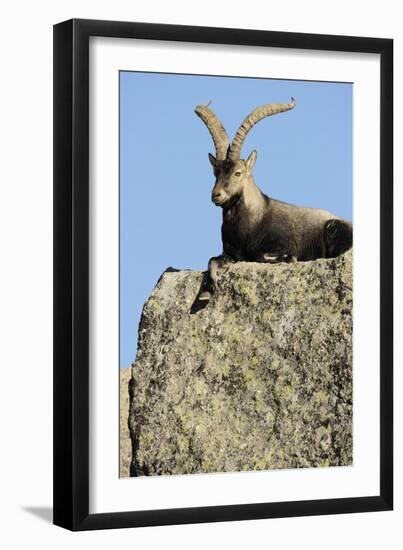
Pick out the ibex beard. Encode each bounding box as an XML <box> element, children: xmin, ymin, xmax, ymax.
<box><xmin>195</xmin><ymin>99</ymin><xmax>353</xmax><ymax>302</ymax></box>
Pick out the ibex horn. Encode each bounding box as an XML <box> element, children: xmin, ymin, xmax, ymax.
<box><xmin>228</xmin><ymin>98</ymin><xmax>296</xmax><ymax>161</ymax></box>
<box><xmin>195</xmin><ymin>102</ymin><xmax>230</xmax><ymax>161</ymax></box>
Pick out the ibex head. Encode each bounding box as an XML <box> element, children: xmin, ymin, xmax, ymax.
<box><xmin>195</xmin><ymin>99</ymin><xmax>296</xmax><ymax>208</ymax></box>
<box><xmin>207</xmin><ymin>152</ymin><xmax>257</xmax><ymax>207</ymax></box>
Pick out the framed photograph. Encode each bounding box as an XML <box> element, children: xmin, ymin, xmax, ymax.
<box><xmin>53</xmin><ymin>19</ymin><xmax>393</xmax><ymax>530</ymax></box>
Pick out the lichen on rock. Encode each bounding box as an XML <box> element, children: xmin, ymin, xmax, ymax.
<box><xmin>128</xmin><ymin>250</ymin><xmax>352</xmax><ymax>476</ymax></box>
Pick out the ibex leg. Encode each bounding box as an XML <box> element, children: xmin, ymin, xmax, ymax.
<box><xmin>261</xmin><ymin>253</ymin><xmax>297</xmax><ymax>264</ymax></box>
<box><xmin>324</xmin><ymin>219</ymin><xmax>353</xmax><ymax>258</ymax></box>
<box><xmin>198</xmin><ymin>255</ymin><xmax>229</xmax><ymax>302</ymax></box>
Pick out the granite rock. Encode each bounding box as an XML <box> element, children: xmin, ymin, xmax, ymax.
<box><xmin>128</xmin><ymin>251</ymin><xmax>353</xmax><ymax>476</ymax></box>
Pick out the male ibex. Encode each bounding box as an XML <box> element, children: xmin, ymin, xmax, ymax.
<box><xmin>195</xmin><ymin>99</ymin><xmax>352</xmax><ymax>301</ymax></box>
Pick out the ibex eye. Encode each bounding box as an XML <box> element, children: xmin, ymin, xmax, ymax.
<box><xmin>235</xmin><ymin>171</ymin><xmax>241</xmax><ymax>177</ymax></box>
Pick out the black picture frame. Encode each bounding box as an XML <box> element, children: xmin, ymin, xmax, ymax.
<box><xmin>53</xmin><ymin>18</ymin><xmax>393</xmax><ymax>531</ymax></box>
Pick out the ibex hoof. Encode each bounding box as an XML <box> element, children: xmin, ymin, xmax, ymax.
<box><xmin>198</xmin><ymin>290</ymin><xmax>212</xmax><ymax>302</ymax></box>
<box><xmin>263</xmin><ymin>253</ymin><xmax>280</xmax><ymax>263</ymax></box>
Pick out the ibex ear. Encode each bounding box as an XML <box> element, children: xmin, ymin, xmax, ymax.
<box><xmin>208</xmin><ymin>153</ymin><xmax>217</xmax><ymax>168</ymax></box>
<box><xmin>246</xmin><ymin>150</ymin><xmax>257</xmax><ymax>171</ymax></box>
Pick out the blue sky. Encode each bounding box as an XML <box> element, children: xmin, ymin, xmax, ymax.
<box><xmin>120</xmin><ymin>71</ymin><xmax>352</xmax><ymax>369</ymax></box>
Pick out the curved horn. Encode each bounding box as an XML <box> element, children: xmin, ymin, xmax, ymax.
<box><xmin>228</xmin><ymin>98</ymin><xmax>296</xmax><ymax>161</ymax></box>
<box><xmin>195</xmin><ymin>101</ymin><xmax>230</xmax><ymax>161</ymax></box>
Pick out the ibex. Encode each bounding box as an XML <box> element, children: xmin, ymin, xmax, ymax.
<box><xmin>195</xmin><ymin>99</ymin><xmax>352</xmax><ymax>302</ymax></box>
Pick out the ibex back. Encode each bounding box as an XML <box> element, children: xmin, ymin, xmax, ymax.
<box><xmin>195</xmin><ymin>99</ymin><xmax>352</xmax><ymax>302</ymax></box>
